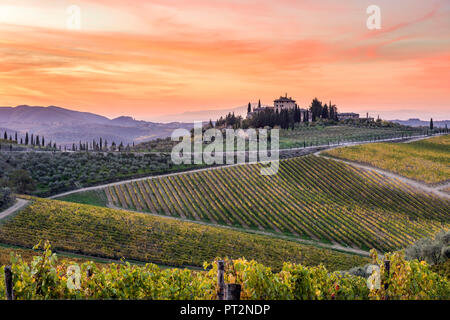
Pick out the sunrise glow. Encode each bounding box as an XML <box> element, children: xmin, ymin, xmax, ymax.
<box><xmin>0</xmin><ymin>0</ymin><xmax>449</xmax><ymax>120</ymax></box>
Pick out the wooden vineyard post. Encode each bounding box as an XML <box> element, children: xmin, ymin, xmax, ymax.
<box><xmin>4</xmin><ymin>266</ymin><xmax>14</xmax><ymax>300</ymax></box>
<box><xmin>225</xmin><ymin>284</ymin><xmax>241</xmax><ymax>300</ymax></box>
<box><xmin>384</xmin><ymin>260</ymin><xmax>390</xmax><ymax>300</ymax></box>
<box><xmin>217</xmin><ymin>260</ymin><xmax>241</xmax><ymax>300</ymax></box>
<box><xmin>217</xmin><ymin>260</ymin><xmax>225</xmax><ymax>300</ymax></box>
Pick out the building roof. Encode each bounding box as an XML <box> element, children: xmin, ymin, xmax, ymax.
<box><xmin>274</xmin><ymin>96</ymin><xmax>296</xmax><ymax>103</ymax></box>
<box><xmin>253</xmin><ymin>106</ymin><xmax>274</xmax><ymax>111</ymax></box>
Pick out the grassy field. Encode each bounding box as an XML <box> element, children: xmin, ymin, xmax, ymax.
<box><xmin>0</xmin><ymin>198</ymin><xmax>369</xmax><ymax>271</ymax></box>
<box><xmin>99</xmin><ymin>155</ymin><xmax>449</xmax><ymax>252</ymax></box>
<box><xmin>322</xmin><ymin>135</ymin><xmax>450</xmax><ymax>184</ymax></box>
<box><xmin>56</xmin><ymin>190</ymin><xmax>109</xmax><ymax>207</ymax></box>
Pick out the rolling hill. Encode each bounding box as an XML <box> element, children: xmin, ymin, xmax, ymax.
<box><xmin>0</xmin><ymin>105</ymin><xmax>194</xmax><ymax>146</ymax></box>
<box><xmin>0</xmin><ymin>197</ymin><xmax>368</xmax><ymax>271</ymax></box>
<box><xmin>76</xmin><ymin>155</ymin><xmax>449</xmax><ymax>252</ymax></box>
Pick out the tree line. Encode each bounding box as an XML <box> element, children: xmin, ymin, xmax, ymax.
<box><xmin>1</xmin><ymin>130</ymin><xmax>57</xmax><ymax>150</ymax></box>
<box><xmin>1</xmin><ymin>130</ymin><xmax>136</xmax><ymax>153</ymax></box>
<box><xmin>71</xmin><ymin>138</ymin><xmax>135</xmax><ymax>152</ymax></box>
<box><xmin>215</xmin><ymin>98</ymin><xmax>339</xmax><ymax>129</ymax></box>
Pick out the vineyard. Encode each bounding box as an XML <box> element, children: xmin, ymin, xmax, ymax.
<box><xmin>323</xmin><ymin>135</ymin><xmax>450</xmax><ymax>184</ymax></box>
<box><xmin>130</xmin><ymin>124</ymin><xmax>426</xmax><ymax>152</ymax></box>
<box><xmin>0</xmin><ymin>198</ymin><xmax>368</xmax><ymax>271</ymax></box>
<box><xmin>103</xmin><ymin>155</ymin><xmax>449</xmax><ymax>252</ymax></box>
<box><xmin>0</xmin><ymin>243</ymin><xmax>448</xmax><ymax>300</ymax></box>
<box><xmin>278</xmin><ymin>125</ymin><xmax>424</xmax><ymax>149</ymax></box>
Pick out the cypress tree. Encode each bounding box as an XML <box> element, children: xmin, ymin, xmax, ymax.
<box><xmin>310</xmin><ymin>98</ymin><xmax>322</xmax><ymax>122</ymax></box>
<box><xmin>303</xmin><ymin>110</ymin><xmax>309</xmax><ymax>123</ymax></box>
<box><xmin>321</xmin><ymin>104</ymin><xmax>329</xmax><ymax>119</ymax></box>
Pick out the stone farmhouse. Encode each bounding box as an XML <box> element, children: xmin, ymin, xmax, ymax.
<box><xmin>247</xmin><ymin>94</ymin><xmax>306</xmax><ymax>119</ymax></box>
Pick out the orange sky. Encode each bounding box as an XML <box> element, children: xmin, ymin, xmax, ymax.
<box><xmin>0</xmin><ymin>0</ymin><xmax>449</xmax><ymax>121</ymax></box>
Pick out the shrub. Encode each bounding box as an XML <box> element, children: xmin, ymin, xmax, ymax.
<box><xmin>405</xmin><ymin>230</ymin><xmax>450</xmax><ymax>265</ymax></box>
<box><xmin>0</xmin><ymin>187</ymin><xmax>15</xmax><ymax>210</ymax></box>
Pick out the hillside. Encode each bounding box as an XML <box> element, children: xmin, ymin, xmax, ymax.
<box><xmin>0</xmin><ymin>198</ymin><xmax>368</xmax><ymax>271</ymax></box>
<box><xmin>323</xmin><ymin>135</ymin><xmax>450</xmax><ymax>184</ymax></box>
<box><xmin>391</xmin><ymin>119</ymin><xmax>450</xmax><ymax>128</ymax></box>
<box><xmin>0</xmin><ymin>152</ymin><xmax>204</xmax><ymax>197</ymax></box>
<box><xmin>278</xmin><ymin>125</ymin><xmax>423</xmax><ymax>149</ymax></box>
<box><xmin>96</xmin><ymin>155</ymin><xmax>449</xmax><ymax>252</ymax></box>
<box><xmin>132</xmin><ymin>124</ymin><xmax>425</xmax><ymax>153</ymax></box>
<box><xmin>0</xmin><ymin>105</ymin><xmax>193</xmax><ymax>146</ymax></box>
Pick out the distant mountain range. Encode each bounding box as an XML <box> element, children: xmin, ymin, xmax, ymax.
<box><xmin>1</xmin><ymin>105</ymin><xmax>447</xmax><ymax>147</ymax></box>
<box><xmin>0</xmin><ymin>105</ymin><xmax>194</xmax><ymax>146</ymax></box>
<box><xmin>150</xmin><ymin>106</ymin><xmax>248</xmax><ymax>123</ymax></box>
<box><xmin>390</xmin><ymin>118</ymin><xmax>449</xmax><ymax>128</ymax></box>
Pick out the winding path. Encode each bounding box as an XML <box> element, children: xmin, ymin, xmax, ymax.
<box><xmin>0</xmin><ymin>199</ymin><xmax>30</xmax><ymax>220</ymax></box>
<box><xmin>315</xmin><ymin>134</ymin><xmax>450</xmax><ymax>200</ymax></box>
<box><xmin>317</xmin><ymin>154</ymin><xmax>450</xmax><ymax>200</ymax></box>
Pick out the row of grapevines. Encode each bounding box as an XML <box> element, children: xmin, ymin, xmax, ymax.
<box><xmin>0</xmin><ymin>242</ymin><xmax>448</xmax><ymax>300</ymax></box>
<box><xmin>0</xmin><ymin>198</ymin><xmax>368</xmax><ymax>271</ymax></box>
<box><xmin>106</xmin><ymin>155</ymin><xmax>449</xmax><ymax>251</ymax></box>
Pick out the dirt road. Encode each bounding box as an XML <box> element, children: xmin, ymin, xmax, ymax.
<box><xmin>0</xmin><ymin>199</ymin><xmax>30</xmax><ymax>220</ymax></box>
